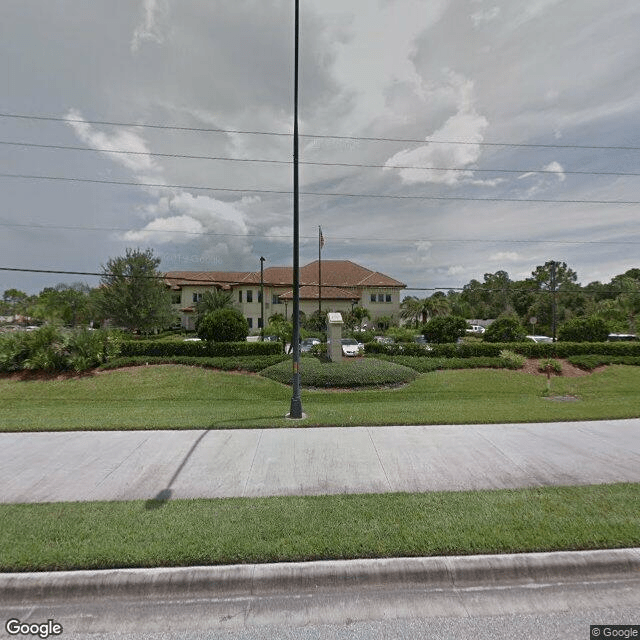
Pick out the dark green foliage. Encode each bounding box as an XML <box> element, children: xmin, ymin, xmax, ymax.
<box><xmin>196</xmin><ymin>308</ymin><xmax>249</xmax><ymax>342</ymax></box>
<box><xmin>100</xmin><ymin>355</ymin><xmax>288</xmax><ymax>373</ymax></box>
<box><xmin>0</xmin><ymin>327</ymin><xmax>121</xmax><ymax>372</ymax></box>
<box><xmin>483</xmin><ymin>317</ymin><xmax>527</xmax><ymax>343</ymax></box>
<box><xmin>119</xmin><ymin>339</ymin><xmax>281</xmax><ymax>357</ymax></box>
<box><xmin>538</xmin><ymin>358</ymin><xmax>563</xmax><ymax>374</ymax></box>
<box><xmin>260</xmin><ymin>357</ymin><xmax>418</xmax><ymax>388</ymax></box>
<box><xmin>422</xmin><ymin>315</ymin><xmax>468</xmax><ymax>343</ymax></box>
<box><xmin>97</xmin><ymin>248</ymin><xmax>174</xmax><ymax>333</ymax></box>
<box><xmin>372</xmin><ymin>355</ymin><xmax>517</xmax><ymax>372</ymax></box>
<box><xmin>558</xmin><ymin>316</ymin><xmax>610</xmax><ymax>342</ymax></box>
<box><xmin>568</xmin><ymin>355</ymin><xmax>640</xmax><ymax>370</ymax></box>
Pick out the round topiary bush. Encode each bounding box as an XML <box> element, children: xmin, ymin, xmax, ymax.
<box><xmin>196</xmin><ymin>308</ymin><xmax>249</xmax><ymax>342</ymax></box>
<box><xmin>483</xmin><ymin>317</ymin><xmax>526</xmax><ymax>343</ymax></box>
<box><xmin>259</xmin><ymin>357</ymin><xmax>418</xmax><ymax>388</ymax></box>
<box><xmin>558</xmin><ymin>316</ymin><xmax>609</xmax><ymax>342</ymax></box>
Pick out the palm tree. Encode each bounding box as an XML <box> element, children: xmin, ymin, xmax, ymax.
<box><xmin>195</xmin><ymin>288</ymin><xmax>234</xmax><ymax>329</ymax></box>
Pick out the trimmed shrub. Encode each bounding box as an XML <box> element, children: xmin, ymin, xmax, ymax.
<box><xmin>483</xmin><ymin>317</ymin><xmax>526</xmax><ymax>343</ymax></box>
<box><xmin>100</xmin><ymin>354</ymin><xmax>288</xmax><ymax>373</ymax></box>
<box><xmin>499</xmin><ymin>349</ymin><xmax>526</xmax><ymax>369</ymax></box>
<box><xmin>119</xmin><ymin>340</ymin><xmax>281</xmax><ymax>357</ymax></box>
<box><xmin>197</xmin><ymin>308</ymin><xmax>249</xmax><ymax>342</ymax></box>
<box><xmin>538</xmin><ymin>358</ymin><xmax>563</xmax><ymax>374</ymax></box>
<box><xmin>259</xmin><ymin>357</ymin><xmax>418</xmax><ymax>388</ymax></box>
<box><xmin>558</xmin><ymin>316</ymin><xmax>610</xmax><ymax>342</ymax></box>
<box><xmin>422</xmin><ymin>315</ymin><xmax>468</xmax><ymax>344</ymax></box>
<box><xmin>372</xmin><ymin>355</ymin><xmax>511</xmax><ymax>372</ymax></box>
<box><xmin>567</xmin><ymin>355</ymin><xmax>640</xmax><ymax>370</ymax></box>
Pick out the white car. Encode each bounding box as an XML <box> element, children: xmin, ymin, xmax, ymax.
<box><xmin>466</xmin><ymin>325</ymin><xmax>485</xmax><ymax>334</ymax></box>
<box><xmin>340</xmin><ymin>338</ymin><xmax>364</xmax><ymax>357</ymax></box>
<box><xmin>525</xmin><ymin>335</ymin><xmax>553</xmax><ymax>343</ymax></box>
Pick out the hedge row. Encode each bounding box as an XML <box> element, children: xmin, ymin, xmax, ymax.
<box><xmin>373</xmin><ymin>355</ymin><xmax>519</xmax><ymax>372</ymax></box>
<box><xmin>120</xmin><ymin>340</ymin><xmax>282</xmax><ymax>358</ymax></box>
<box><xmin>260</xmin><ymin>357</ymin><xmax>418</xmax><ymax>388</ymax></box>
<box><xmin>364</xmin><ymin>341</ymin><xmax>640</xmax><ymax>358</ymax></box>
<box><xmin>100</xmin><ymin>355</ymin><xmax>288</xmax><ymax>373</ymax></box>
<box><xmin>567</xmin><ymin>355</ymin><xmax>640</xmax><ymax>371</ymax></box>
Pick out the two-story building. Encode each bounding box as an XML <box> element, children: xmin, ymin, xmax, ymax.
<box><xmin>164</xmin><ymin>260</ymin><xmax>406</xmax><ymax>332</ymax></box>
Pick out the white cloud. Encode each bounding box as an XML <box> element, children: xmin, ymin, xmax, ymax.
<box><xmin>489</xmin><ymin>251</ymin><xmax>520</xmax><ymax>262</ymax></box>
<box><xmin>131</xmin><ymin>0</ymin><xmax>168</xmax><ymax>52</ymax></box>
<box><xmin>384</xmin><ymin>74</ymin><xmax>489</xmax><ymax>185</ymax></box>
<box><xmin>65</xmin><ymin>109</ymin><xmax>164</xmax><ymax>184</ymax></box>
<box><xmin>123</xmin><ymin>215</ymin><xmax>203</xmax><ymax>244</ymax></box>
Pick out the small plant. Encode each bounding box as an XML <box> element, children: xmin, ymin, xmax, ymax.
<box><xmin>539</xmin><ymin>358</ymin><xmax>563</xmax><ymax>375</ymax></box>
<box><xmin>499</xmin><ymin>349</ymin><xmax>526</xmax><ymax>369</ymax></box>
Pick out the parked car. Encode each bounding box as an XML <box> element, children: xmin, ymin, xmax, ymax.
<box><xmin>183</xmin><ymin>337</ymin><xmax>202</xmax><ymax>342</ymax></box>
<box><xmin>340</xmin><ymin>338</ymin><xmax>364</xmax><ymax>357</ymax></box>
<box><xmin>300</xmin><ymin>337</ymin><xmax>321</xmax><ymax>352</ymax></box>
<box><xmin>413</xmin><ymin>335</ymin><xmax>427</xmax><ymax>344</ymax></box>
<box><xmin>263</xmin><ymin>335</ymin><xmax>280</xmax><ymax>342</ymax></box>
<box><xmin>466</xmin><ymin>325</ymin><xmax>485</xmax><ymax>334</ymax></box>
<box><xmin>607</xmin><ymin>333</ymin><xmax>638</xmax><ymax>342</ymax></box>
<box><xmin>525</xmin><ymin>335</ymin><xmax>553</xmax><ymax>343</ymax></box>
<box><xmin>373</xmin><ymin>336</ymin><xmax>395</xmax><ymax>344</ymax></box>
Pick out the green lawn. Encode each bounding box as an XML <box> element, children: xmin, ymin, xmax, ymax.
<box><xmin>2</xmin><ymin>364</ymin><xmax>640</xmax><ymax>431</ymax></box>
<box><xmin>1</xmin><ymin>483</ymin><xmax>637</xmax><ymax>572</ymax></box>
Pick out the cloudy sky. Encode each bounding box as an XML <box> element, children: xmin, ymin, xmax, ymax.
<box><xmin>2</xmin><ymin>0</ymin><xmax>640</xmax><ymax>295</ymax></box>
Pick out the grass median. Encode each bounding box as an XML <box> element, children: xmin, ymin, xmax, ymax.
<box><xmin>1</xmin><ymin>483</ymin><xmax>638</xmax><ymax>572</ymax></box>
<box><xmin>2</xmin><ymin>364</ymin><xmax>640</xmax><ymax>431</ymax></box>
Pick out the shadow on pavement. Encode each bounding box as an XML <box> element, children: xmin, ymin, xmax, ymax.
<box><xmin>144</xmin><ymin>430</ymin><xmax>210</xmax><ymax>510</ymax></box>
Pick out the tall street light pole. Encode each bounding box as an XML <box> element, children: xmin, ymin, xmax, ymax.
<box><xmin>260</xmin><ymin>256</ymin><xmax>265</xmax><ymax>341</ymax></box>
<box><xmin>288</xmin><ymin>0</ymin><xmax>303</xmax><ymax>419</ymax></box>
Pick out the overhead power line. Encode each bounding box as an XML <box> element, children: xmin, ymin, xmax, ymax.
<box><xmin>1</xmin><ymin>267</ymin><xmax>635</xmax><ymax>296</ymax></box>
<box><xmin>2</xmin><ymin>220</ymin><xmax>640</xmax><ymax>246</ymax></box>
<box><xmin>3</xmin><ymin>111</ymin><xmax>640</xmax><ymax>151</ymax></box>
<box><xmin>4</xmin><ymin>139</ymin><xmax>640</xmax><ymax>178</ymax></box>
<box><xmin>3</xmin><ymin>172</ymin><xmax>640</xmax><ymax>205</ymax></box>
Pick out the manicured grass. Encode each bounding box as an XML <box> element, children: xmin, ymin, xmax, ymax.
<box><xmin>1</xmin><ymin>483</ymin><xmax>637</xmax><ymax>572</ymax></box>
<box><xmin>2</xmin><ymin>364</ymin><xmax>640</xmax><ymax>431</ymax></box>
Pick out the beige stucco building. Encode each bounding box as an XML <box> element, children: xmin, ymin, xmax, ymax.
<box><xmin>164</xmin><ymin>260</ymin><xmax>406</xmax><ymax>332</ymax></box>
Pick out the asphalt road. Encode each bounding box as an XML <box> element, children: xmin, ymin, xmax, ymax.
<box><xmin>1</xmin><ymin>419</ymin><xmax>640</xmax><ymax>503</ymax></box>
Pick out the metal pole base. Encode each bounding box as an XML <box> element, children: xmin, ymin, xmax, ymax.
<box><xmin>287</xmin><ymin>397</ymin><xmax>304</xmax><ymax>420</ymax></box>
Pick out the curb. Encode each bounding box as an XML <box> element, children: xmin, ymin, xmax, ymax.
<box><xmin>2</xmin><ymin>548</ymin><xmax>639</xmax><ymax>603</ymax></box>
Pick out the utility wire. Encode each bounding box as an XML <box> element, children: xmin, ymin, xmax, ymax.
<box><xmin>2</xmin><ymin>220</ymin><xmax>640</xmax><ymax>246</ymax></box>
<box><xmin>4</xmin><ymin>139</ymin><xmax>640</xmax><ymax>178</ymax></box>
<box><xmin>2</xmin><ymin>172</ymin><xmax>640</xmax><ymax>205</ymax></box>
<box><xmin>0</xmin><ymin>267</ymin><xmax>635</xmax><ymax>295</ymax></box>
<box><xmin>3</xmin><ymin>111</ymin><xmax>640</xmax><ymax>151</ymax></box>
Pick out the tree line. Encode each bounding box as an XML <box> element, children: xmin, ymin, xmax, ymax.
<box><xmin>2</xmin><ymin>252</ymin><xmax>640</xmax><ymax>338</ymax></box>
<box><xmin>400</xmin><ymin>261</ymin><xmax>640</xmax><ymax>337</ymax></box>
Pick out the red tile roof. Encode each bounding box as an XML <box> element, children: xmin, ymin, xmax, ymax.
<box><xmin>164</xmin><ymin>260</ymin><xmax>405</xmax><ymax>290</ymax></box>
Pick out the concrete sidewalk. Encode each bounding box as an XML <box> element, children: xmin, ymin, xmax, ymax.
<box><xmin>1</xmin><ymin>419</ymin><xmax>639</xmax><ymax>503</ymax></box>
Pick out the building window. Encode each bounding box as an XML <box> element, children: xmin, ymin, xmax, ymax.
<box><xmin>192</xmin><ymin>293</ymin><xmax>203</xmax><ymax>303</ymax></box>
<box><xmin>272</xmin><ymin>294</ymin><xmax>281</xmax><ymax>305</ymax></box>
<box><xmin>246</xmin><ymin>290</ymin><xmax>253</xmax><ymax>303</ymax></box>
<box><xmin>378</xmin><ymin>294</ymin><xmax>384</xmax><ymax>302</ymax></box>
<box><xmin>238</xmin><ymin>290</ymin><xmax>243</xmax><ymax>303</ymax></box>
<box><xmin>258</xmin><ymin>317</ymin><xmax>263</xmax><ymax>328</ymax></box>
<box><xmin>386</xmin><ymin>294</ymin><xmax>392</xmax><ymax>303</ymax></box>
<box><xmin>258</xmin><ymin>291</ymin><xmax>262</xmax><ymax>303</ymax></box>
<box><xmin>370</xmin><ymin>293</ymin><xmax>376</xmax><ymax>303</ymax></box>
<box><xmin>247</xmin><ymin>317</ymin><xmax>253</xmax><ymax>329</ymax></box>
